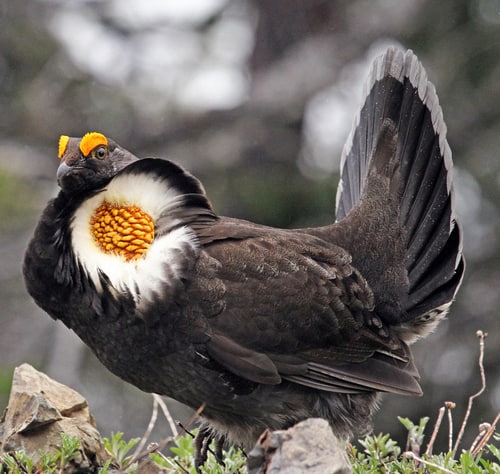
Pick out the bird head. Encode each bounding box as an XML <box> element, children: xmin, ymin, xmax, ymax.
<box><xmin>53</xmin><ymin>132</ymin><xmax>216</xmax><ymax>283</ymax></box>
<box><xmin>57</xmin><ymin>132</ymin><xmax>139</xmax><ymax>194</ymax></box>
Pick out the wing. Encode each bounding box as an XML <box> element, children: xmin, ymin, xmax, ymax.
<box><xmin>184</xmin><ymin>219</ymin><xmax>421</xmax><ymax>396</ymax></box>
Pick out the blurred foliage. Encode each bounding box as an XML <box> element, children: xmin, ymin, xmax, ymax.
<box><xmin>203</xmin><ymin>163</ymin><xmax>335</xmax><ymax>228</ymax></box>
<box><xmin>0</xmin><ymin>172</ymin><xmax>37</xmax><ymax>232</ymax></box>
<box><xmin>0</xmin><ymin>370</ymin><xmax>12</xmax><ymax>419</ymax></box>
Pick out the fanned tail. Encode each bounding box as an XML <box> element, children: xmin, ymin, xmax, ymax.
<box><xmin>335</xmin><ymin>48</ymin><xmax>464</xmax><ymax>342</ymax></box>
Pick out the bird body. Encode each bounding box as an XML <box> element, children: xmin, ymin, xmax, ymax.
<box><xmin>23</xmin><ymin>48</ymin><xmax>464</xmax><ymax>455</ymax></box>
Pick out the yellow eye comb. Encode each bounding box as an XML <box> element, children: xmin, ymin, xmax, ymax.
<box><xmin>79</xmin><ymin>132</ymin><xmax>108</xmax><ymax>157</ymax></box>
<box><xmin>58</xmin><ymin>135</ymin><xmax>70</xmax><ymax>159</ymax></box>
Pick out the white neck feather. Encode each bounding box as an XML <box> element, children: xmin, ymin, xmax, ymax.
<box><xmin>70</xmin><ymin>172</ymin><xmax>199</xmax><ymax>307</ymax></box>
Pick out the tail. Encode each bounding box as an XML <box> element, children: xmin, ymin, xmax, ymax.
<box><xmin>334</xmin><ymin>48</ymin><xmax>464</xmax><ymax>342</ymax></box>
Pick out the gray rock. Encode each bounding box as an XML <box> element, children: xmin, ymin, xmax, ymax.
<box><xmin>0</xmin><ymin>363</ymin><xmax>109</xmax><ymax>472</ymax></box>
<box><xmin>247</xmin><ymin>418</ymin><xmax>353</xmax><ymax>474</ymax></box>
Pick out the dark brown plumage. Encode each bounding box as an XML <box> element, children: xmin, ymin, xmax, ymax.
<box><xmin>23</xmin><ymin>48</ymin><xmax>464</xmax><ymax>464</ymax></box>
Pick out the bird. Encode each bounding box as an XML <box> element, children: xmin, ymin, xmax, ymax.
<box><xmin>23</xmin><ymin>47</ymin><xmax>464</xmax><ymax>467</ymax></box>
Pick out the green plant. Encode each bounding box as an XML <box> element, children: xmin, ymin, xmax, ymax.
<box><xmin>350</xmin><ymin>418</ymin><xmax>500</xmax><ymax>474</ymax></box>
<box><xmin>0</xmin><ymin>433</ymin><xmax>81</xmax><ymax>474</ymax></box>
<box><xmin>150</xmin><ymin>429</ymin><xmax>246</xmax><ymax>473</ymax></box>
<box><xmin>399</xmin><ymin>416</ymin><xmax>429</xmax><ymax>453</ymax></box>
<box><xmin>101</xmin><ymin>431</ymin><xmax>140</xmax><ymax>473</ymax></box>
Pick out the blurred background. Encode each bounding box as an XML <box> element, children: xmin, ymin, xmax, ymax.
<box><xmin>1</xmin><ymin>0</ymin><xmax>499</xmax><ymax>454</ymax></box>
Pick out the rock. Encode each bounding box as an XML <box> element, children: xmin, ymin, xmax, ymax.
<box><xmin>0</xmin><ymin>363</ymin><xmax>109</xmax><ymax>472</ymax></box>
<box><xmin>247</xmin><ymin>418</ymin><xmax>353</xmax><ymax>474</ymax></box>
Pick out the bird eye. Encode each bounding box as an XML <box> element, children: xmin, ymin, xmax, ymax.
<box><xmin>94</xmin><ymin>146</ymin><xmax>107</xmax><ymax>160</ymax></box>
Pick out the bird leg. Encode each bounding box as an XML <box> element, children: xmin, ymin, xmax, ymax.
<box><xmin>214</xmin><ymin>436</ymin><xmax>225</xmax><ymax>464</ymax></box>
<box><xmin>194</xmin><ymin>424</ymin><xmax>226</xmax><ymax>471</ymax></box>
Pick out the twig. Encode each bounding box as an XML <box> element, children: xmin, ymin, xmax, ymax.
<box><xmin>445</xmin><ymin>401</ymin><xmax>456</xmax><ymax>452</ymax></box>
<box><xmin>471</xmin><ymin>411</ymin><xmax>500</xmax><ymax>456</ymax></box>
<box><xmin>403</xmin><ymin>451</ymin><xmax>455</xmax><ymax>474</ymax></box>
<box><xmin>135</xmin><ymin>440</ymin><xmax>174</xmax><ymax>471</ymax></box>
<box><xmin>178</xmin><ymin>403</ymin><xmax>206</xmax><ymax>435</ymax></box>
<box><xmin>149</xmin><ymin>436</ymin><xmax>174</xmax><ymax>454</ymax></box>
<box><xmin>173</xmin><ymin>459</ymin><xmax>190</xmax><ymax>473</ymax></box>
<box><xmin>11</xmin><ymin>454</ymin><xmax>29</xmax><ymax>473</ymax></box>
<box><xmin>123</xmin><ymin>402</ymin><xmax>206</xmax><ymax>469</ymax></box>
<box><xmin>146</xmin><ymin>449</ymin><xmax>181</xmax><ymax>471</ymax></box>
<box><xmin>135</xmin><ymin>436</ymin><xmax>175</xmax><ymax>465</ymax></box>
<box><xmin>469</xmin><ymin>423</ymin><xmax>490</xmax><ymax>453</ymax></box>
<box><xmin>128</xmin><ymin>394</ymin><xmax>160</xmax><ymax>465</ymax></box>
<box><xmin>425</xmin><ymin>406</ymin><xmax>445</xmax><ymax>456</ymax></box>
<box><xmin>177</xmin><ymin>421</ymin><xmax>196</xmax><ymax>439</ymax></box>
<box><xmin>153</xmin><ymin>393</ymin><xmax>179</xmax><ymax>437</ymax></box>
<box><xmin>452</xmin><ymin>330</ymin><xmax>487</xmax><ymax>456</ymax></box>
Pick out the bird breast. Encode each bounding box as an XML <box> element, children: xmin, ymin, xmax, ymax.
<box><xmin>70</xmin><ymin>170</ymin><xmax>199</xmax><ymax>307</ymax></box>
<box><xmin>89</xmin><ymin>203</ymin><xmax>155</xmax><ymax>260</ymax></box>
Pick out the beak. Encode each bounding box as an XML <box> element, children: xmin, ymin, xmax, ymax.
<box><xmin>56</xmin><ymin>161</ymin><xmax>72</xmax><ymax>187</ymax></box>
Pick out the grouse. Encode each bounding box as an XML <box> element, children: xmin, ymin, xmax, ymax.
<box><xmin>23</xmin><ymin>48</ymin><xmax>464</xmax><ymax>463</ymax></box>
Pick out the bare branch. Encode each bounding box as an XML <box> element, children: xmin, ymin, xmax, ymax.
<box><xmin>469</xmin><ymin>423</ymin><xmax>490</xmax><ymax>453</ymax></box>
<box><xmin>178</xmin><ymin>403</ymin><xmax>206</xmax><ymax>435</ymax></box>
<box><xmin>425</xmin><ymin>406</ymin><xmax>445</xmax><ymax>456</ymax></box>
<box><xmin>153</xmin><ymin>393</ymin><xmax>179</xmax><ymax>437</ymax></box>
<box><xmin>128</xmin><ymin>394</ymin><xmax>160</xmax><ymax>466</ymax></box>
<box><xmin>445</xmin><ymin>401</ymin><xmax>456</xmax><ymax>452</ymax></box>
<box><xmin>472</xmin><ymin>411</ymin><xmax>500</xmax><ymax>456</ymax></box>
<box><xmin>452</xmin><ymin>330</ymin><xmax>487</xmax><ymax>455</ymax></box>
<box><xmin>125</xmin><ymin>401</ymin><xmax>206</xmax><ymax>468</ymax></box>
<box><xmin>403</xmin><ymin>451</ymin><xmax>455</xmax><ymax>474</ymax></box>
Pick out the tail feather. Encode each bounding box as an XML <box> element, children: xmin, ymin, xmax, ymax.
<box><xmin>334</xmin><ymin>48</ymin><xmax>464</xmax><ymax>341</ymax></box>
<box><xmin>336</xmin><ymin>54</ymin><xmax>408</xmax><ymax>221</ymax></box>
<box><xmin>406</xmin><ymin>225</ymin><xmax>463</xmax><ymax>316</ymax></box>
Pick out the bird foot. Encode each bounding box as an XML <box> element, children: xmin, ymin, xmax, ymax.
<box><xmin>194</xmin><ymin>425</ymin><xmax>225</xmax><ymax>472</ymax></box>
